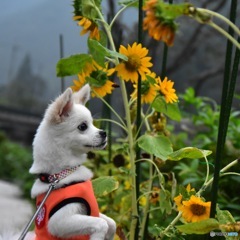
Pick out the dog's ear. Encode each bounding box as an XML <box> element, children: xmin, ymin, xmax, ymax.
<box><xmin>46</xmin><ymin>88</ymin><xmax>73</xmax><ymax>123</ymax></box>
<box><xmin>73</xmin><ymin>84</ymin><xmax>91</xmax><ymax>105</ymax></box>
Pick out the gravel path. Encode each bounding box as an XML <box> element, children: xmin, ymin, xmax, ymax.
<box><xmin>0</xmin><ymin>180</ymin><xmax>33</xmax><ymax>235</ymax></box>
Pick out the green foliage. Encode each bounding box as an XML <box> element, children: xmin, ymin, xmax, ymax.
<box><xmin>168</xmin><ymin>147</ymin><xmax>212</xmax><ymax>161</ymax></box>
<box><xmin>92</xmin><ymin>176</ymin><xmax>119</xmax><ymax>197</ymax></box>
<box><xmin>137</xmin><ymin>134</ymin><xmax>173</xmax><ymax>160</ymax></box>
<box><xmin>173</xmin><ymin>87</ymin><xmax>240</xmax><ymax>160</ymax></box>
<box><xmin>88</xmin><ymin>38</ymin><xmax>128</xmax><ymax>67</ymax></box>
<box><xmin>173</xmin><ymin>159</ymin><xmax>204</xmax><ymax>186</ymax></box>
<box><xmin>172</xmin><ymin>88</ymin><xmax>240</xmax><ymax>218</ymax></box>
<box><xmin>152</xmin><ymin>96</ymin><xmax>181</xmax><ymax>121</ymax></box>
<box><xmin>56</xmin><ymin>54</ymin><xmax>93</xmax><ymax>77</ymax></box>
<box><xmin>54</xmin><ymin>0</ymin><xmax>240</xmax><ymax>238</ymax></box>
<box><xmin>176</xmin><ymin>219</ymin><xmax>219</xmax><ymax>234</ymax></box>
<box><xmin>0</xmin><ymin>132</ymin><xmax>34</xmax><ymax>199</ymax></box>
<box><xmin>73</xmin><ymin>0</ymin><xmax>102</xmax><ymax>20</ymax></box>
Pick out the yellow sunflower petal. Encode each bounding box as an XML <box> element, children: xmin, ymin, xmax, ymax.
<box><xmin>115</xmin><ymin>42</ymin><xmax>152</xmax><ymax>83</ymax></box>
<box><xmin>180</xmin><ymin>195</ymin><xmax>211</xmax><ymax>223</ymax></box>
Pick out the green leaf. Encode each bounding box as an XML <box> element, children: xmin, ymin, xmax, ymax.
<box><xmin>217</xmin><ymin>207</ymin><xmax>236</xmax><ymax>225</ymax></box>
<box><xmin>56</xmin><ymin>54</ymin><xmax>93</xmax><ymax>77</ymax></box>
<box><xmin>152</xmin><ymin>96</ymin><xmax>181</xmax><ymax>121</ymax></box>
<box><xmin>88</xmin><ymin>38</ymin><xmax>106</xmax><ymax>67</ymax></box>
<box><xmin>138</xmin><ymin>134</ymin><xmax>173</xmax><ymax>160</ymax></box>
<box><xmin>88</xmin><ymin>39</ymin><xmax>128</xmax><ymax>66</ymax></box>
<box><xmin>160</xmin><ymin>190</ymin><xmax>172</xmax><ymax>214</ymax></box>
<box><xmin>168</xmin><ymin>147</ymin><xmax>212</xmax><ymax>161</ymax></box>
<box><xmin>158</xmin><ymin>2</ymin><xmax>191</xmax><ymax>20</ymax></box>
<box><xmin>109</xmin><ymin>49</ymin><xmax>128</xmax><ymax>61</ymax></box>
<box><xmin>73</xmin><ymin>0</ymin><xmax>102</xmax><ymax>22</ymax></box>
<box><xmin>119</xmin><ymin>0</ymin><xmax>139</xmax><ymax>7</ymax></box>
<box><xmin>217</xmin><ymin>207</ymin><xmax>238</xmax><ymax>240</ymax></box>
<box><xmin>176</xmin><ymin>219</ymin><xmax>219</xmax><ymax>234</ymax></box>
<box><xmin>92</xmin><ymin>176</ymin><xmax>119</xmax><ymax>197</ymax></box>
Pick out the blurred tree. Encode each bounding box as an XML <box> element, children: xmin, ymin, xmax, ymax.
<box><xmin>3</xmin><ymin>54</ymin><xmax>47</xmax><ymax>112</ymax></box>
<box><xmin>122</xmin><ymin>0</ymin><xmax>239</xmax><ymax>103</ymax></box>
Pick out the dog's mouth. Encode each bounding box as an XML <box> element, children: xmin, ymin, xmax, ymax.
<box><xmin>85</xmin><ymin>140</ymin><xmax>107</xmax><ymax>149</ymax></box>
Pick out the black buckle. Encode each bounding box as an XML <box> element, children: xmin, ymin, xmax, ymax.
<box><xmin>39</xmin><ymin>173</ymin><xmax>50</xmax><ymax>183</ymax></box>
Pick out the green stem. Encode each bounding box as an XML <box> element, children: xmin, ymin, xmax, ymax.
<box><xmin>95</xmin><ymin>7</ymin><xmax>117</xmax><ymax>53</ymax></box>
<box><xmin>160</xmin><ymin>212</ymin><xmax>182</xmax><ymax>238</ymax></box>
<box><xmin>209</xmin><ymin>0</ymin><xmax>238</xmax><ymax>220</ymax></box>
<box><xmin>207</xmin><ymin>21</ymin><xmax>240</xmax><ymax>50</ymax></box>
<box><xmin>199</xmin><ymin>158</ymin><xmax>239</xmax><ymax>195</ymax></box>
<box><xmin>138</xmin><ymin>118</ymin><xmax>153</xmax><ymax>240</ymax></box>
<box><xmin>197</xmin><ymin>8</ymin><xmax>240</xmax><ymax>36</ymax></box>
<box><xmin>139</xmin><ymin>163</ymin><xmax>153</xmax><ymax>240</ymax></box>
<box><xmin>161</xmin><ymin>159</ymin><xmax>239</xmax><ymax>237</ymax></box>
<box><xmin>134</xmin><ymin>107</ymin><xmax>154</xmax><ymax>141</ymax></box>
<box><xmin>96</xmin><ymin>118</ymin><xmax>127</xmax><ymax>132</ymax></box>
<box><xmin>135</xmin><ymin>0</ymin><xmax>144</xmax><ymax>237</ymax></box>
<box><xmin>220</xmin><ymin>172</ymin><xmax>240</xmax><ymax>177</ymax></box>
<box><xmin>94</xmin><ymin>92</ymin><xmax>127</xmax><ymax>129</ymax></box>
<box><xmin>95</xmin><ymin>7</ymin><xmax>139</xmax><ymax>239</ymax></box>
<box><xmin>119</xmin><ymin>80</ymin><xmax>138</xmax><ymax>240</ymax></box>
<box><xmin>220</xmin><ymin>158</ymin><xmax>239</xmax><ymax>172</ymax></box>
<box><xmin>109</xmin><ymin>0</ymin><xmax>138</xmax><ymax>29</ymax></box>
<box><xmin>197</xmin><ymin>154</ymin><xmax>210</xmax><ymax>196</ymax></box>
<box><xmin>135</xmin><ymin>158</ymin><xmax>166</xmax><ymax>192</ymax></box>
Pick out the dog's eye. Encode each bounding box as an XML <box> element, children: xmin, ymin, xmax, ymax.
<box><xmin>78</xmin><ymin>122</ymin><xmax>88</xmax><ymax>131</ymax></box>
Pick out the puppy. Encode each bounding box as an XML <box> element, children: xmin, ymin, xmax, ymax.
<box><xmin>27</xmin><ymin>84</ymin><xmax>116</xmax><ymax>240</ymax></box>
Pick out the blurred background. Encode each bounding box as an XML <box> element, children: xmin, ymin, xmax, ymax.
<box><xmin>0</xmin><ymin>0</ymin><xmax>239</xmax><ymax>145</ymax></box>
<box><xmin>0</xmin><ymin>0</ymin><xmax>240</xmax><ymax>235</ymax></box>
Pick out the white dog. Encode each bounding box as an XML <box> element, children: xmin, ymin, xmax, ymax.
<box><xmin>7</xmin><ymin>85</ymin><xmax>116</xmax><ymax>240</ymax></box>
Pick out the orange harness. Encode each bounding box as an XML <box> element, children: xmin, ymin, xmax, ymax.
<box><xmin>34</xmin><ymin>180</ymin><xmax>99</xmax><ymax>240</ymax></box>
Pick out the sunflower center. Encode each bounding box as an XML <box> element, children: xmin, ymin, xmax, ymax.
<box><xmin>88</xmin><ymin>70</ymin><xmax>107</xmax><ymax>87</ymax></box>
<box><xmin>141</xmin><ymin>81</ymin><xmax>150</xmax><ymax>95</ymax></box>
<box><xmin>125</xmin><ymin>54</ymin><xmax>141</xmax><ymax>72</ymax></box>
<box><xmin>190</xmin><ymin>204</ymin><xmax>206</xmax><ymax>216</ymax></box>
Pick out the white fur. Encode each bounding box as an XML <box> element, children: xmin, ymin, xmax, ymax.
<box><xmin>2</xmin><ymin>85</ymin><xmax>116</xmax><ymax>240</ymax></box>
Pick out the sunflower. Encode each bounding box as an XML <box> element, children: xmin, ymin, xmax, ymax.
<box><xmin>150</xmin><ymin>186</ymin><xmax>160</xmax><ymax>204</ymax></box>
<box><xmin>71</xmin><ymin>74</ymin><xmax>85</xmax><ymax>92</ymax></box>
<box><xmin>174</xmin><ymin>194</ymin><xmax>183</xmax><ymax>210</ymax></box>
<box><xmin>71</xmin><ymin>61</ymin><xmax>115</xmax><ymax>97</ymax></box>
<box><xmin>143</xmin><ymin>0</ymin><xmax>176</xmax><ymax>46</ymax></box>
<box><xmin>91</xmin><ymin>80</ymin><xmax>114</xmax><ymax>97</ymax></box>
<box><xmin>174</xmin><ymin>184</ymin><xmax>196</xmax><ymax>210</ymax></box>
<box><xmin>71</xmin><ymin>62</ymin><xmax>95</xmax><ymax>92</ymax></box>
<box><xmin>139</xmin><ymin>196</ymin><xmax>147</xmax><ymax>206</ymax></box>
<box><xmin>155</xmin><ymin>77</ymin><xmax>178</xmax><ymax>104</ymax></box>
<box><xmin>131</xmin><ymin>73</ymin><xmax>158</xmax><ymax>104</ymax></box>
<box><xmin>180</xmin><ymin>195</ymin><xmax>211</xmax><ymax>223</ymax></box>
<box><xmin>186</xmin><ymin>183</ymin><xmax>195</xmax><ymax>193</ymax></box>
<box><xmin>115</xmin><ymin>42</ymin><xmax>153</xmax><ymax>83</ymax></box>
<box><xmin>73</xmin><ymin>16</ymin><xmax>100</xmax><ymax>40</ymax></box>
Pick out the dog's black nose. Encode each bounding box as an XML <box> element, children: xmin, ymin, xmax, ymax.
<box><xmin>99</xmin><ymin>130</ymin><xmax>107</xmax><ymax>138</ymax></box>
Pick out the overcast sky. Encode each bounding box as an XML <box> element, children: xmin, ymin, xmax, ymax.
<box><xmin>0</xmin><ymin>0</ymin><xmax>137</xmax><ymax>98</ymax></box>
<box><xmin>0</xmin><ymin>0</ymin><xmax>92</xmax><ymax>95</ymax></box>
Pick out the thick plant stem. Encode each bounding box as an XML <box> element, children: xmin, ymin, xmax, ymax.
<box><xmin>197</xmin><ymin>8</ymin><xmax>240</xmax><ymax>36</ymax></box>
<box><xmin>135</xmin><ymin>0</ymin><xmax>144</xmax><ymax>239</ymax></box>
<box><xmin>119</xmin><ymin>80</ymin><xmax>138</xmax><ymax>240</ymax></box>
<box><xmin>139</xmin><ymin>162</ymin><xmax>153</xmax><ymax>240</ymax></box>
<box><xmin>95</xmin><ymin>7</ymin><xmax>139</xmax><ymax>239</ymax></box>
<box><xmin>210</xmin><ymin>0</ymin><xmax>238</xmax><ymax>219</ymax></box>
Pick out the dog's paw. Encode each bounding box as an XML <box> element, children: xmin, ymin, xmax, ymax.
<box><xmin>105</xmin><ymin>218</ymin><xmax>116</xmax><ymax>240</ymax></box>
<box><xmin>90</xmin><ymin>218</ymin><xmax>109</xmax><ymax>240</ymax></box>
<box><xmin>99</xmin><ymin>214</ymin><xmax>116</xmax><ymax>240</ymax></box>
